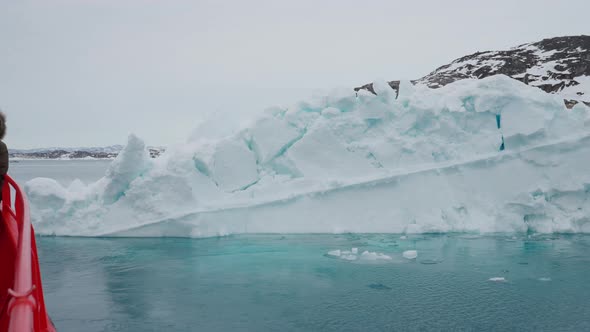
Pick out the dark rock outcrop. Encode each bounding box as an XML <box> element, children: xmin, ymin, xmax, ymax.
<box><xmin>355</xmin><ymin>35</ymin><xmax>590</xmax><ymax>108</ymax></box>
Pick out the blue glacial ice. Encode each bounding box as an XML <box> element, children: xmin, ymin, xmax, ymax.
<box><xmin>25</xmin><ymin>75</ymin><xmax>590</xmax><ymax>237</ymax></box>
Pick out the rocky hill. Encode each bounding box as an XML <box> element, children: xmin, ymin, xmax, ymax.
<box><xmin>10</xmin><ymin>146</ymin><xmax>165</xmax><ymax>160</ymax></box>
<box><xmin>355</xmin><ymin>35</ymin><xmax>590</xmax><ymax>108</ymax></box>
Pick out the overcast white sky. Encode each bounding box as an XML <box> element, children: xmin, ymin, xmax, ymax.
<box><xmin>1</xmin><ymin>0</ymin><xmax>588</xmax><ymax>148</ymax></box>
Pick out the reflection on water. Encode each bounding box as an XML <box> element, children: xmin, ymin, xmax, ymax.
<box><xmin>38</xmin><ymin>234</ymin><xmax>590</xmax><ymax>332</ymax></box>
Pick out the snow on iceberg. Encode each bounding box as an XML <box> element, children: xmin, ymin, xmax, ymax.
<box><xmin>25</xmin><ymin>75</ymin><xmax>590</xmax><ymax>237</ymax></box>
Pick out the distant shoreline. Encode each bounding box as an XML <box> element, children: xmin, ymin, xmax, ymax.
<box><xmin>9</xmin><ymin>146</ymin><xmax>164</xmax><ymax>160</ymax></box>
<box><xmin>10</xmin><ymin>157</ymin><xmax>115</xmax><ymax>161</ymax></box>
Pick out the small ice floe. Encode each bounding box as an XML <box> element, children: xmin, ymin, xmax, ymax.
<box><xmin>360</xmin><ymin>251</ymin><xmax>392</xmax><ymax>261</ymax></box>
<box><xmin>400</xmin><ymin>236</ymin><xmax>407</xmax><ymax>240</ymax></box>
<box><xmin>488</xmin><ymin>277</ymin><xmax>507</xmax><ymax>282</ymax></box>
<box><xmin>538</xmin><ymin>277</ymin><xmax>552</xmax><ymax>282</ymax></box>
<box><xmin>326</xmin><ymin>248</ymin><xmax>391</xmax><ymax>261</ymax></box>
<box><xmin>327</xmin><ymin>249</ymin><xmax>357</xmax><ymax>260</ymax></box>
<box><xmin>402</xmin><ymin>250</ymin><xmax>418</xmax><ymax>260</ymax></box>
<box><xmin>327</xmin><ymin>249</ymin><xmax>341</xmax><ymax>257</ymax></box>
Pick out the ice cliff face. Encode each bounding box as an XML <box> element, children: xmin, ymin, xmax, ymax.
<box><xmin>25</xmin><ymin>73</ymin><xmax>590</xmax><ymax>237</ymax></box>
<box><xmin>355</xmin><ymin>35</ymin><xmax>590</xmax><ymax>109</ymax></box>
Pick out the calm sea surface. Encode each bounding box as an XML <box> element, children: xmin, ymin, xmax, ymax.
<box><xmin>10</xmin><ymin>160</ymin><xmax>590</xmax><ymax>331</ymax></box>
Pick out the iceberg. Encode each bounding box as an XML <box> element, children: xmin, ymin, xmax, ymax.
<box><xmin>25</xmin><ymin>75</ymin><xmax>590</xmax><ymax>237</ymax></box>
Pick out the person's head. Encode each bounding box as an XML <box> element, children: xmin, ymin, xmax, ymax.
<box><xmin>0</xmin><ymin>111</ymin><xmax>6</xmax><ymax>140</ymax></box>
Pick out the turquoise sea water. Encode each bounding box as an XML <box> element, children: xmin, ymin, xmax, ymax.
<box><xmin>10</xmin><ymin>159</ymin><xmax>111</xmax><ymax>185</ymax></box>
<box><xmin>39</xmin><ymin>234</ymin><xmax>590</xmax><ymax>331</ymax></box>
<box><xmin>12</xmin><ymin>161</ymin><xmax>590</xmax><ymax>331</ymax></box>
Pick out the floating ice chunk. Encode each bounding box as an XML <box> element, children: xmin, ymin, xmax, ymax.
<box><xmin>327</xmin><ymin>248</ymin><xmax>390</xmax><ymax>262</ymax></box>
<box><xmin>341</xmin><ymin>253</ymin><xmax>358</xmax><ymax>261</ymax></box>
<box><xmin>488</xmin><ymin>277</ymin><xmax>507</xmax><ymax>282</ymax></box>
<box><xmin>400</xmin><ymin>236</ymin><xmax>407</xmax><ymax>240</ymax></box>
<box><xmin>538</xmin><ymin>277</ymin><xmax>552</xmax><ymax>282</ymax></box>
<box><xmin>360</xmin><ymin>251</ymin><xmax>392</xmax><ymax>261</ymax></box>
<box><xmin>403</xmin><ymin>250</ymin><xmax>418</xmax><ymax>259</ymax></box>
<box><xmin>327</xmin><ymin>249</ymin><xmax>356</xmax><ymax>260</ymax></box>
<box><xmin>327</xmin><ymin>250</ymin><xmax>341</xmax><ymax>257</ymax></box>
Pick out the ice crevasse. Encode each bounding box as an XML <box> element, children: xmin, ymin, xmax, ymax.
<box><xmin>26</xmin><ymin>75</ymin><xmax>590</xmax><ymax>237</ymax></box>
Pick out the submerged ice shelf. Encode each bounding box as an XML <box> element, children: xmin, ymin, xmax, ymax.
<box><xmin>25</xmin><ymin>75</ymin><xmax>590</xmax><ymax>237</ymax></box>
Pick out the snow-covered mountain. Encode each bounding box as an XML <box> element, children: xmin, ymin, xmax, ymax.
<box><xmin>355</xmin><ymin>35</ymin><xmax>590</xmax><ymax>108</ymax></box>
<box><xmin>10</xmin><ymin>145</ymin><xmax>165</xmax><ymax>159</ymax></box>
<box><xmin>11</xmin><ymin>145</ymin><xmax>125</xmax><ymax>154</ymax></box>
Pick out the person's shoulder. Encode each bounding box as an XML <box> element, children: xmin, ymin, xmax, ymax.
<box><xmin>0</xmin><ymin>141</ymin><xmax>6</xmax><ymax>151</ymax></box>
